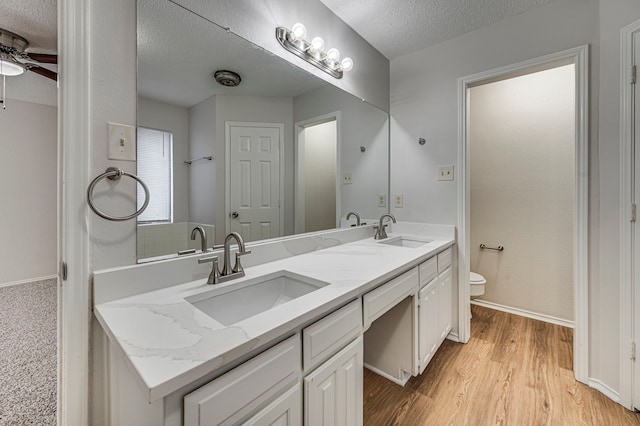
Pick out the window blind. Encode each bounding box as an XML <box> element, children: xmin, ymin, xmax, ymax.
<box><xmin>137</xmin><ymin>127</ymin><xmax>173</xmax><ymax>223</ymax></box>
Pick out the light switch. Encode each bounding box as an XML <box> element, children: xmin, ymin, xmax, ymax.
<box><xmin>108</xmin><ymin>122</ymin><xmax>136</xmax><ymax>161</ymax></box>
<box><xmin>437</xmin><ymin>165</ymin><xmax>454</xmax><ymax>181</ymax></box>
<box><xmin>378</xmin><ymin>194</ymin><xmax>386</xmax><ymax>207</ymax></box>
<box><xmin>394</xmin><ymin>194</ymin><xmax>403</xmax><ymax>208</ymax></box>
<box><xmin>343</xmin><ymin>173</ymin><xmax>353</xmax><ymax>185</ymax></box>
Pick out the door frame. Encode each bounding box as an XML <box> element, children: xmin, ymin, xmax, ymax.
<box><xmin>457</xmin><ymin>45</ymin><xmax>589</xmax><ymax>382</ymax></box>
<box><xmin>619</xmin><ymin>19</ymin><xmax>640</xmax><ymax>410</ymax></box>
<box><xmin>224</xmin><ymin>121</ymin><xmax>285</xmax><ymax>237</ymax></box>
<box><xmin>294</xmin><ymin>111</ymin><xmax>342</xmax><ymax>234</ymax></box>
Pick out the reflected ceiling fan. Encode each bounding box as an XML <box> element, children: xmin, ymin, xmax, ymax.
<box><xmin>0</xmin><ymin>27</ymin><xmax>57</xmax><ymax>81</ymax></box>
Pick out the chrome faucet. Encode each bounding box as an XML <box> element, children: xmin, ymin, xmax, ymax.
<box><xmin>197</xmin><ymin>232</ymin><xmax>251</xmax><ymax>285</ymax></box>
<box><xmin>374</xmin><ymin>213</ymin><xmax>396</xmax><ymax>240</ymax></box>
<box><xmin>190</xmin><ymin>226</ymin><xmax>208</xmax><ymax>253</ymax></box>
<box><xmin>346</xmin><ymin>211</ymin><xmax>361</xmax><ymax>226</ymax></box>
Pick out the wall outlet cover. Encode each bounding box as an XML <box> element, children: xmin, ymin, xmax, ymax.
<box><xmin>108</xmin><ymin>122</ymin><xmax>136</xmax><ymax>161</ymax></box>
<box><xmin>437</xmin><ymin>165</ymin><xmax>454</xmax><ymax>181</ymax></box>
<box><xmin>378</xmin><ymin>194</ymin><xmax>386</xmax><ymax>207</ymax></box>
<box><xmin>394</xmin><ymin>194</ymin><xmax>403</xmax><ymax>208</ymax></box>
<box><xmin>343</xmin><ymin>172</ymin><xmax>353</xmax><ymax>185</ymax></box>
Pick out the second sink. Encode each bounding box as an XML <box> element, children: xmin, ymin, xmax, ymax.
<box><xmin>187</xmin><ymin>271</ymin><xmax>328</xmax><ymax>326</ymax></box>
<box><xmin>380</xmin><ymin>236</ymin><xmax>432</xmax><ymax>248</ymax></box>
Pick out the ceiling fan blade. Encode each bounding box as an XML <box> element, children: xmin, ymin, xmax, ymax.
<box><xmin>29</xmin><ymin>66</ymin><xmax>57</xmax><ymax>81</ymax></box>
<box><xmin>26</xmin><ymin>53</ymin><xmax>57</xmax><ymax>64</ymax></box>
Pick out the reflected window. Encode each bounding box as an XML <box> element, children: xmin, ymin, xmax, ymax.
<box><xmin>137</xmin><ymin>127</ymin><xmax>173</xmax><ymax>223</ymax></box>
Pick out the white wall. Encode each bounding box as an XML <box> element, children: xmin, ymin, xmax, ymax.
<box><xmin>188</xmin><ymin>96</ymin><xmax>216</xmax><ymax>229</ymax></box>
<box><xmin>304</xmin><ymin>121</ymin><xmax>337</xmax><ymax>232</ymax></box>
<box><xmin>0</xmin><ymin>99</ymin><xmax>57</xmax><ymax>285</ymax></box>
<box><xmin>469</xmin><ymin>65</ymin><xmax>574</xmax><ymax>321</ymax></box>
<box><xmin>294</xmin><ymin>85</ymin><xmax>389</xmax><ymax>222</ymax></box>
<box><xmin>137</xmin><ymin>97</ymin><xmax>190</xmax><ymax>223</ymax></box>
<box><xmin>390</xmin><ymin>0</ymin><xmax>640</xmax><ymax>397</ymax></box>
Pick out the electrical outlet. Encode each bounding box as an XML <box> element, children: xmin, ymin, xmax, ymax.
<box><xmin>394</xmin><ymin>194</ymin><xmax>403</xmax><ymax>208</ymax></box>
<box><xmin>343</xmin><ymin>173</ymin><xmax>353</xmax><ymax>185</ymax></box>
<box><xmin>437</xmin><ymin>165</ymin><xmax>454</xmax><ymax>181</ymax></box>
<box><xmin>108</xmin><ymin>122</ymin><xmax>136</xmax><ymax>161</ymax></box>
<box><xmin>378</xmin><ymin>194</ymin><xmax>386</xmax><ymax>207</ymax></box>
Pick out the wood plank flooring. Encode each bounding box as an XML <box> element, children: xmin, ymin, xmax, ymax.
<box><xmin>364</xmin><ymin>305</ymin><xmax>640</xmax><ymax>425</ymax></box>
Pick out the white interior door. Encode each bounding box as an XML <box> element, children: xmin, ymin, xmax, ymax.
<box><xmin>227</xmin><ymin>123</ymin><xmax>283</xmax><ymax>242</ymax></box>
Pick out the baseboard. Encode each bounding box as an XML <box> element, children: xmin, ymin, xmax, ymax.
<box><xmin>0</xmin><ymin>274</ymin><xmax>58</xmax><ymax>289</ymax></box>
<box><xmin>471</xmin><ymin>299</ymin><xmax>574</xmax><ymax>329</ymax></box>
<box><xmin>588</xmin><ymin>378</ymin><xmax>620</xmax><ymax>403</ymax></box>
<box><xmin>364</xmin><ymin>363</ymin><xmax>411</xmax><ymax>387</ymax></box>
<box><xmin>446</xmin><ymin>331</ymin><xmax>460</xmax><ymax>343</ymax></box>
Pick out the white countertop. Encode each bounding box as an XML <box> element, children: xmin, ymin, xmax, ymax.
<box><xmin>94</xmin><ymin>226</ymin><xmax>454</xmax><ymax>402</ymax></box>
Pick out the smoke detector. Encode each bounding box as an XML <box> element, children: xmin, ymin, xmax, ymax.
<box><xmin>214</xmin><ymin>70</ymin><xmax>241</xmax><ymax>87</ymax></box>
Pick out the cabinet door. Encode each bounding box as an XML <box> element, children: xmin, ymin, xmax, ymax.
<box><xmin>437</xmin><ymin>267</ymin><xmax>452</xmax><ymax>341</ymax></box>
<box><xmin>242</xmin><ymin>385</ymin><xmax>301</xmax><ymax>426</ymax></box>
<box><xmin>304</xmin><ymin>337</ymin><xmax>363</xmax><ymax>426</ymax></box>
<box><xmin>417</xmin><ymin>279</ymin><xmax>438</xmax><ymax>375</ymax></box>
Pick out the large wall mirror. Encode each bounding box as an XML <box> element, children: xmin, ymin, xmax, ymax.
<box><xmin>136</xmin><ymin>0</ymin><xmax>389</xmax><ymax>261</ymax></box>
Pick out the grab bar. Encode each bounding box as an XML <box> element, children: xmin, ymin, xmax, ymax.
<box><xmin>184</xmin><ymin>156</ymin><xmax>213</xmax><ymax>165</ymax></box>
<box><xmin>480</xmin><ymin>243</ymin><xmax>504</xmax><ymax>251</ymax></box>
<box><xmin>87</xmin><ymin>167</ymin><xmax>150</xmax><ymax>221</ymax></box>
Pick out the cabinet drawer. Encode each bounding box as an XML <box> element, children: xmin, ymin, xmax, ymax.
<box><xmin>363</xmin><ymin>268</ymin><xmax>418</xmax><ymax>330</ymax></box>
<box><xmin>419</xmin><ymin>256</ymin><xmax>437</xmax><ymax>288</ymax></box>
<box><xmin>303</xmin><ymin>299</ymin><xmax>362</xmax><ymax>372</ymax></box>
<box><xmin>184</xmin><ymin>335</ymin><xmax>300</xmax><ymax>426</ymax></box>
<box><xmin>242</xmin><ymin>385</ymin><xmax>301</xmax><ymax>426</ymax></box>
<box><xmin>437</xmin><ymin>247</ymin><xmax>452</xmax><ymax>272</ymax></box>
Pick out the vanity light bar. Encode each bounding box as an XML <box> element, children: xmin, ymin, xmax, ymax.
<box><xmin>275</xmin><ymin>24</ymin><xmax>353</xmax><ymax>79</ymax></box>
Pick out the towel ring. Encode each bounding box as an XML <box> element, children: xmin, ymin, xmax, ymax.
<box><xmin>87</xmin><ymin>167</ymin><xmax>150</xmax><ymax>221</ymax></box>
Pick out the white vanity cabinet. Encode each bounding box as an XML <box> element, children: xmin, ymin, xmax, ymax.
<box><xmin>304</xmin><ymin>336</ymin><xmax>363</xmax><ymax>426</ymax></box>
<box><xmin>183</xmin><ymin>335</ymin><xmax>301</xmax><ymax>426</ymax></box>
<box><xmin>302</xmin><ymin>300</ymin><xmax>364</xmax><ymax>426</ymax></box>
<box><xmin>415</xmin><ymin>247</ymin><xmax>453</xmax><ymax>375</ymax></box>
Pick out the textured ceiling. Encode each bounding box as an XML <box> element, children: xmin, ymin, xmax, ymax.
<box><xmin>0</xmin><ymin>0</ymin><xmax>57</xmax><ymax>106</ymax></box>
<box><xmin>138</xmin><ymin>0</ymin><xmax>327</xmax><ymax>108</ymax></box>
<box><xmin>319</xmin><ymin>0</ymin><xmax>558</xmax><ymax>59</ymax></box>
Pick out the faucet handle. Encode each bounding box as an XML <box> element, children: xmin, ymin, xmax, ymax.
<box><xmin>198</xmin><ymin>256</ymin><xmax>220</xmax><ymax>285</ymax></box>
<box><xmin>232</xmin><ymin>250</ymin><xmax>251</xmax><ymax>274</ymax></box>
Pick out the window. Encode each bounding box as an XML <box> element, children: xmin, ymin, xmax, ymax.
<box><xmin>137</xmin><ymin>127</ymin><xmax>173</xmax><ymax>223</ymax></box>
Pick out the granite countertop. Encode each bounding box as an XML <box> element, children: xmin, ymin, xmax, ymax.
<box><xmin>94</xmin><ymin>228</ymin><xmax>454</xmax><ymax>402</ymax></box>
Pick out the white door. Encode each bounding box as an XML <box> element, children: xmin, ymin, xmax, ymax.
<box><xmin>417</xmin><ymin>280</ymin><xmax>438</xmax><ymax>375</ymax></box>
<box><xmin>227</xmin><ymin>123</ymin><xmax>283</xmax><ymax>242</ymax></box>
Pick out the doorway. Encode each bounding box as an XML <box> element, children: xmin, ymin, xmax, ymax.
<box><xmin>295</xmin><ymin>113</ymin><xmax>341</xmax><ymax>234</ymax></box>
<box><xmin>225</xmin><ymin>122</ymin><xmax>284</xmax><ymax>242</ymax></box>
<box><xmin>458</xmin><ymin>45</ymin><xmax>589</xmax><ymax>383</ymax></box>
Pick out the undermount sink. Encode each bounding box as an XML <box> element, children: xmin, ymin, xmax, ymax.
<box><xmin>187</xmin><ymin>271</ymin><xmax>328</xmax><ymax>326</ymax></box>
<box><xmin>379</xmin><ymin>236</ymin><xmax>432</xmax><ymax>248</ymax></box>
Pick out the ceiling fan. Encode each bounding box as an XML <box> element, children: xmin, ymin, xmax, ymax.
<box><xmin>0</xmin><ymin>27</ymin><xmax>57</xmax><ymax>81</ymax></box>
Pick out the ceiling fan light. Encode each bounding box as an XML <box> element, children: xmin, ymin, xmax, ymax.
<box><xmin>0</xmin><ymin>58</ymin><xmax>25</xmax><ymax>76</ymax></box>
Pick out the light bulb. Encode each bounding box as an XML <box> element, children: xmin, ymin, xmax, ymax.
<box><xmin>310</xmin><ymin>37</ymin><xmax>325</xmax><ymax>53</ymax></box>
<box><xmin>341</xmin><ymin>57</ymin><xmax>354</xmax><ymax>72</ymax></box>
<box><xmin>326</xmin><ymin>48</ymin><xmax>340</xmax><ymax>63</ymax></box>
<box><xmin>291</xmin><ymin>23</ymin><xmax>307</xmax><ymax>41</ymax></box>
<box><xmin>0</xmin><ymin>59</ymin><xmax>25</xmax><ymax>76</ymax></box>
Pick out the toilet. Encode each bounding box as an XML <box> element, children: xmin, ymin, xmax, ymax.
<box><xmin>470</xmin><ymin>272</ymin><xmax>486</xmax><ymax>297</ymax></box>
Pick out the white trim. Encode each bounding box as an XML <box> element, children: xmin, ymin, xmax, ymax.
<box><xmin>59</xmin><ymin>0</ymin><xmax>91</xmax><ymax>423</ymax></box>
<box><xmin>363</xmin><ymin>363</ymin><xmax>411</xmax><ymax>387</ymax></box>
<box><xmin>0</xmin><ymin>274</ymin><xmax>58</xmax><ymax>289</ymax></box>
<box><xmin>589</xmin><ymin>378</ymin><xmax>621</xmax><ymax>404</ymax></box>
<box><xmin>224</xmin><ymin>121</ymin><xmax>285</xmax><ymax>237</ymax></box>
<box><xmin>471</xmin><ymin>300</ymin><xmax>575</xmax><ymax>329</ymax></box>
<box><xmin>294</xmin><ymin>111</ymin><xmax>342</xmax><ymax>234</ymax></box>
<box><xmin>458</xmin><ymin>45</ymin><xmax>589</xmax><ymax>383</ymax></box>
<box><xmin>619</xmin><ymin>19</ymin><xmax>640</xmax><ymax>411</ymax></box>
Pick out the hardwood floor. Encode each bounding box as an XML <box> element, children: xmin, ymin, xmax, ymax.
<box><xmin>363</xmin><ymin>305</ymin><xmax>640</xmax><ymax>425</ymax></box>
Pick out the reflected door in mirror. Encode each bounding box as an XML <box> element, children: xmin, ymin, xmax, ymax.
<box><xmin>228</xmin><ymin>122</ymin><xmax>283</xmax><ymax>242</ymax></box>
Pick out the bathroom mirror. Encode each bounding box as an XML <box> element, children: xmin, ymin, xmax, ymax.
<box><xmin>136</xmin><ymin>0</ymin><xmax>389</xmax><ymax>261</ymax></box>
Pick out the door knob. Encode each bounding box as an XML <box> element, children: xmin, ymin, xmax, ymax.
<box><xmin>230</xmin><ymin>211</ymin><xmax>239</xmax><ymax>219</ymax></box>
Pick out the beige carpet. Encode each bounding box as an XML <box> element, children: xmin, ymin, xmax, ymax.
<box><xmin>0</xmin><ymin>278</ymin><xmax>57</xmax><ymax>426</ymax></box>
